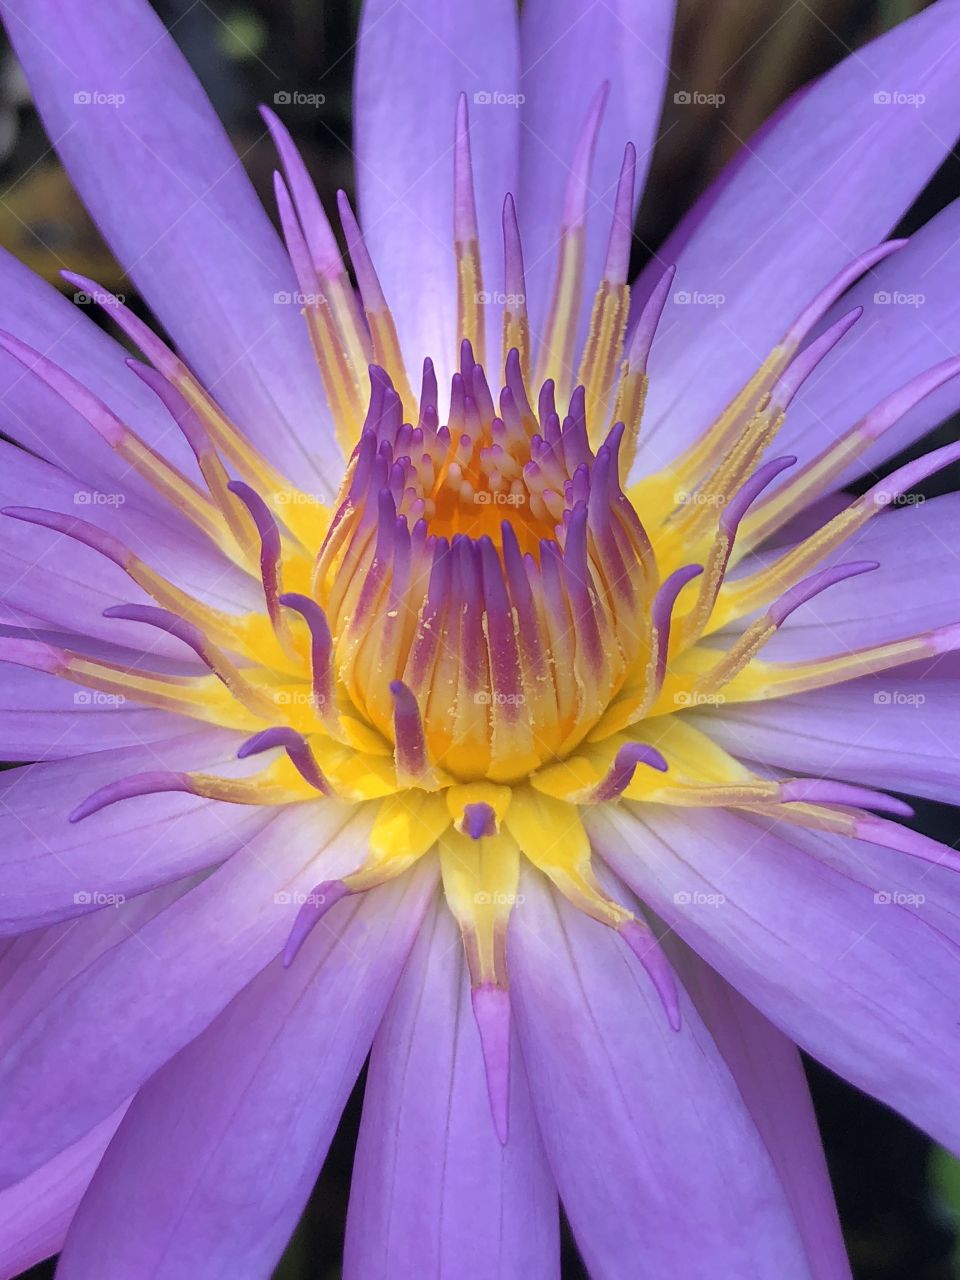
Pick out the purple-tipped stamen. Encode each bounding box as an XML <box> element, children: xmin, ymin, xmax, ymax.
<box><xmin>767</xmin><ymin>561</ymin><xmax>879</xmax><ymax>627</ymax></box>
<box><xmin>282</xmin><ymin>880</ymin><xmax>350</xmax><ymax>968</ymax></box>
<box><xmin>70</xmin><ymin>771</ymin><xmax>195</xmax><ymax>823</ymax></box>
<box><xmin>591</xmin><ymin>742</ymin><xmax>669</xmax><ymax>803</ymax></box>
<box><xmin>227</xmin><ymin>480</ymin><xmax>286</xmax><ymax>632</ymax></box>
<box><xmin>779</xmin><ymin>778</ymin><xmax>913</xmax><ymax>817</ymax></box>
<box><xmin>237</xmin><ymin>726</ymin><xmax>334</xmax><ymax>797</ymax></box>
<box><xmin>462</xmin><ymin>802</ymin><xmax>498</xmax><ymax>840</ymax></box>
<box><xmin>389</xmin><ymin>680</ymin><xmax>431</xmax><ymax>781</ymax></box>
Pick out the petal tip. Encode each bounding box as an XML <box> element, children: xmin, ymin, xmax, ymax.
<box><xmin>471</xmin><ymin>983</ymin><xmax>511</xmax><ymax>1143</ymax></box>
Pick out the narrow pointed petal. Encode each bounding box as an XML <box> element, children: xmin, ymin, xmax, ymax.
<box><xmin>1</xmin><ymin>0</ymin><xmax>335</xmax><ymax>487</ymax></box>
<box><xmin>701</xmin><ymin>671</ymin><xmax>960</xmax><ymax>806</ymax></box>
<box><xmin>760</xmin><ymin>493</ymin><xmax>960</xmax><ymax>662</ymax></box>
<box><xmin>592</xmin><ymin>804</ymin><xmax>960</xmax><ymax>1155</ymax></box>
<box><xmin>778</xmin><ymin>195</ymin><xmax>960</xmax><ymax>485</ymax></box>
<box><xmin>510</xmin><ymin>868</ymin><xmax>814</xmax><ymax>1277</ymax></box>
<box><xmin>471</xmin><ymin>983</ymin><xmax>512</xmax><ymax>1142</ymax></box>
<box><xmin>344</xmin><ymin>901</ymin><xmax>558</xmax><ymax>1280</ymax></box>
<box><xmin>671</xmin><ymin>941</ymin><xmax>850</xmax><ymax>1279</ymax></box>
<box><xmin>0</xmin><ymin>249</ymin><xmax>202</xmax><ymax>503</ymax></box>
<box><xmin>354</xmin><ymin>0</ymin><xmax>519</xmax><ymax>381</ymax></box>
<box><xmin>518</xmin><ymin>0</ymin><xmax>674</xmax><ymax>343</ymax></box>
<box><xmin>635</xmin><ymin>1</ymin><xmax>960</xmax><ymax>469</ymax></box>
<box><xmin>0</xmin><ymin>803</ymin><xmax>373</xmax><ymax>1186</ymax></box>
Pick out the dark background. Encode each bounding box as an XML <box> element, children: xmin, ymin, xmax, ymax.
<box><xmin>1</xmin><ymin>1</ymin><xmax>959</xmax><ymax>1275</ymax></box>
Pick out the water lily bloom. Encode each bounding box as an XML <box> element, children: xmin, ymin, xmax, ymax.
<box><xmin>3</xmin><ymin>0</ymin><xmax>960</xmax><ymax>1275</ymax></box>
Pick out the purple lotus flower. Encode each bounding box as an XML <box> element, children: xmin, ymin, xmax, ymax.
<box><xmin>0</xmin><ymin>0</ymin><xmax>959</xmax><ymax>1275</ymax></box>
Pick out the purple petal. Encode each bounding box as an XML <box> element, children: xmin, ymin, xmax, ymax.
<box><xmin>591</xmin><ymin>805</ymin><xmax>960</xmax><ymax>1155</ymax></box>
<box><xmin>0</xmin><ymin>248</ymin><xmax>199</xmax><ymax>501</ymax></box>
<box><xmin>777</xmin><ymin>196</ymin><xmax>960</xmax><ymax>486</ymax></box>
<box><xmin>755</xmin><ymin>493</ymin><xmax>960</xmax><ymax>662</ymax></box>
<box><xmin>0</xmin><ymin>731</ymin><xmax>265</xmax><ymax>934</ymax></box>
<box><xmin>0</xmin><ymin>883</ymin><xmax>193</xmax><ymax>1262</ymax></box>
<box><xmin>0</xmin><ymin>662</ymin><xmax>188</xmax><ymax>761</ymax></box>
<box><xmin>509</xmin><ymin>869</ymin><xmax>815</xmax><ymax>1276</ymax></box>
<box><xmin>518</xmin><ymin>0</ymin><xmax>674</xmax><ymax>345</ymax></box>
<box><xmin>344</xmin><ymin>899</ymin><xmax>558</xmax><ymax>1280</ymax></box>
<box><xmin>670</xmin><ymin>941</ymin><xmax>850</xmax><ymax>1278</ymax></box>
<box><xmin>0</xmin><ymin>1106</ymin><xmax>126</xmax><ymax>1277</ymax></box>
<box><xmin>634</xmin><ymin>3</ymin><xmax>960</xmax><ymax>470</ymax></box>
<box><xmin>55</xmin><ymin>867</ymin><xmax>435</xmax><ymax>1279</ymax></box>
<box><xmin>0</xmin><ymin>440</ymin><xmax>257</xmax><ymax>655</ymax></box>
<box><xmin>0</xmin><ymin>801</ymin><xmax>373</xmax><ymax>1186</ymax></box>
<box><xmin>699</xmin><ymin>670</ymin><xmax>960</xmax><ymax>806</ymax></box>
<box><xmin>1</xmin><ymin>0</ymin><xmax>335</xmax><ymax>486</ymax></box>
<box><xmin>354</xmin><ymin>0</ymin><xmax>519</xmax><ymax>380</ymax></box>
<box><xmin>0</xmin><ymin>877</ymin><xmax>199</xmax><ymax>1060</ymax></box>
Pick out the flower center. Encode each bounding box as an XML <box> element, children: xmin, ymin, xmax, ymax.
<box><xmin>318</xmin><ymin>342</ymin><xmax>653</xmax><ymax>783</ymax></box>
